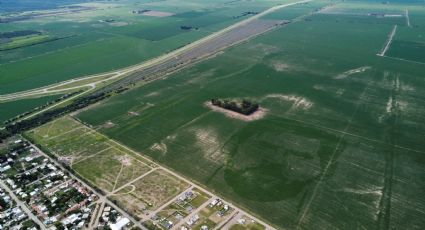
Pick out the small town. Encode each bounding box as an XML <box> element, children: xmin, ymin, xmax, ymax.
<box><xmin>0</xmin><ymin>137</ymin><xmax>135</xmax><ymax>230</ymax></box>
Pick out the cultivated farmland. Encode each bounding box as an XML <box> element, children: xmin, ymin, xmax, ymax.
<box><xmin>74</xmin><ymin>1</ymin><xmax>425</xmax><ymax>229</ymax></box>
<box><xmin>0</xmin><ymin>0</ymin><xmax>288</xmax><ymax>122</ymax></box>
<box><xmin>2</xmin><ymin>0</ymin><xmax>425</xmax><ymax>229</ymax></box>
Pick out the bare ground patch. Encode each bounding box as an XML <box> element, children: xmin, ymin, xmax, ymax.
<box><xmin>335</xmin><ymin>66</ymin><xmax>371</xmax><ymax>79</ymax></box>
<box><xmin>102</xmin><ymin>121</ymin><xmax>116</xmax><ymax>128</ymax></box>
<box><xmin>141</xmin><ymin>10</ymin><xmax>174</xmax><ymax>17</ymax></box>
<box><xmin>128</xmin><ymin>111</ymin><xmax>140</xmax><ymax>116</ymax></box>
<box><xmin>263</xmin><ymin>94</ymin><xmax>313</xmax><ymax>110</ymax></box>
<box><xmin>270</xmin><ymin>61</ymin><xmax>289</xmax><ymax>72</ymax></box>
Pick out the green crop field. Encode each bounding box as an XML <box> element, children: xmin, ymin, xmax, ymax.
<box><xmin>0</xmin><ymin>0</ymin><xmax>288</xmax><ymax>123</ymax></box>
<box><xmin>73</xmin><ymin>1</ymin><xmax>425</xmax><ymax>229</ymax></box>
<box><xmin>0</xmin><ymin>34</ymin><xmax>51</xmax><ymax>51</ymax></box>
<box><xmin>0</xmin><ymin>95</ymin><xmax>59</xmax><ymax>123</ymax></box>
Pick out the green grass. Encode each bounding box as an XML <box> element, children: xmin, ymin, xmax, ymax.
<box><xmin>0</xmin><ymin>34</ymin><xmax>51</xmax><ymax>51</ymax></box>
<box><xmin>72</xmin><ymin>146</ymin><xmax>152</xmax><ymax>192</ymax></box>
<box><xmin>26</xmin><ymin>116</ymin><xmax>154</xmax><ymax>193</ymax></box>
<box><xmin>75</xmin><ymin>2</ymin><xmax>425</xmax><ymax>229</ymax></box>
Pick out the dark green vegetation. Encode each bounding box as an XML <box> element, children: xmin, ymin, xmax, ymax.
<box><xmin>0</xmin><ymin>30</ymin><xmax>41</xmax><ymax>38</ymax></box>
<box><xmin>0</xmin><ymin>95</ymin><xmax>59</xmax><ymax>124</ymax></box>
<box><xmin>74</xmin><ymin>1</ymin><xmax>425</xmax><ymax>229</ymax></box>
<box><xmin>211</xmin><ymin>98</ymin><xmax>259</xmax><ymax>115</ymax></box>
<box><xmin>386</xmin><ymin>40</ymin><xmax>425</xmax><ymax>63</ymax></box>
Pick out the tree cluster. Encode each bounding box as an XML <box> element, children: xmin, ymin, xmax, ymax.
<box><xmin>211</xmin><ymin>98</ymin><xmax>259</xmax><ymax>115</ymax></box>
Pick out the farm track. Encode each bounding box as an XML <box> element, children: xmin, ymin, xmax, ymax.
<box><xmin>378</xmin><ymin>25</ymin><xmax>397</xmax><ymax>57</ymax></box>
<box><xmin>405</xmin><ymin>9</ymin><xmax>411</xmax><ymax>27</ymax></box>
<box><xmin>377</xmin><ymin>76</ymin><xmax>401</xmax><ymax>229</ymax></box>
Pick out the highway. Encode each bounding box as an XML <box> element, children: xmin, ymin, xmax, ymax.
<box><xmin>0</xmin><ymin>0</ymin><xmax>310</xmax><ymax>104</ymax></box>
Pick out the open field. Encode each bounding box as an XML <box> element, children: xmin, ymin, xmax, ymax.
<box><xmin>72</xmin><ymin>146</ymin><xmax>152</xmax><ymax>192</ymax></box>
<box><xmin>72</xmin><ymin>1</ymin><xmax>425</xmax><ymax>229</ymax></box>
<box><xmin>111</xmin><ymin>169</ymin><xmax>190</xmax><ymax>218</ymax></box>
<box><xmin>25</xmin><ymin>116</ymin><xmax>155</xmax><ymax>193</ymax></box>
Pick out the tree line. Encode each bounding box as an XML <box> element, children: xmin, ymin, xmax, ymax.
<box><xmin>0</xmin><ymin>86</ymin><xmax>129</xmax><ymax>143</ymax></box>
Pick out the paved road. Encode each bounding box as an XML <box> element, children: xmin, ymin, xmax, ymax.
<box><xmin>0</xmin><ymin>180</ymin><xmax>47</xmax><ymax>230</ymax></box>
<box><xmin>146</xmin><ymin>185</ymin><xmax>195</xmax><ymax>221</ymax></box>
<box><xmin>171</xmin><ymin>197</ymin><xmax>215</xmax><ymax>230</ymax></box>
<box><xmin>0</xmin><ymin>0</ymin><xmax>311</xmax><ymax>104</ymax></box>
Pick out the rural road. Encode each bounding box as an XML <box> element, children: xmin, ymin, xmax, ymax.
<box><xmin>378</xmin><ymin>25</ymin><xmax>397</xmax><ymax>57</ymax></box>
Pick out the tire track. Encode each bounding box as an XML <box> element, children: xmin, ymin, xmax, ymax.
<box><xmin>296</xmin><ymin>84</ymin><xmax>371</xmax><ymax>228</ymax></box>
<box><xmin>377</xmin><ymin>75</ymin><xmax>401</xmax><ymax>229</ymax></box>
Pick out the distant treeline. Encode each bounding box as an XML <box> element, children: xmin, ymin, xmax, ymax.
<box><xmin>233</xmin><ymin>11</ymin><xmax>258</xmax><ymax>19</ymax></box>
<box><xmin>180</xmin><ymin>26</ymin><xmax>198</xmax><ymax>30</ymax></box>
<box><xmin>0</xmin><ymin>30</ymin><xmax>41</xmax><ymax>39</ymax></box>
<box><xmin>211</xmin><ymin>98</ymin><xmax>259</xmax><ymax>115</ymax></box>
<box><xmin>0</xmin><ymin>87</ymin><xmax>129</xmax><ymax>143</ymax></box>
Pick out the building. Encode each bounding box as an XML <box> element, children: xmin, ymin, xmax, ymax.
<box><xmin>109</xmin><ymin>217</ymin><xmax>130</xmax><ymax>230</ymax></box>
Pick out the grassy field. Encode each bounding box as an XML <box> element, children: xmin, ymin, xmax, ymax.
<box><xmin>0</xmin><ymin>34</ymin><xmax>51</xmax><ymax>51</ymax></box>
<box><xmin>111</xmin><ymin>169</ymin><xmax>189</xmax><ymax>218</ymax></box>
<box><xmin>25</xmin><ymin>116</ymin><xmax>154</xmax><ymax>193</ymax></box>
<box><xmin>74</xmin><ymin>1</ymin><xmax>425</xmax><ymax>229</ymax></box>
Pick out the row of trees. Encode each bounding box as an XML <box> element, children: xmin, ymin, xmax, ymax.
<box><xmin>0</xmin><ymin>86</ymin><xmax>129</xmax><ymax>143</ymax></box>
<box><xmin>211</xmin><ymin>98</ymin><xmax>259</xmax><ymax>115</ymax></box>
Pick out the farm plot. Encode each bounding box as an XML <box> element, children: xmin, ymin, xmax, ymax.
<box><xmin>28</xmin><ymin>121</ymin><xmax>107</xmax><ymax>161</ymax></box>
<box><xmin>111</xmin><ymin>169</ymin><xmax>189</xmax><ymax>218</ymax></box>
<box><xmin>72</xmin><ymin>146</ymin><xmax>152</xmax><ymax>192</ymax></box>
